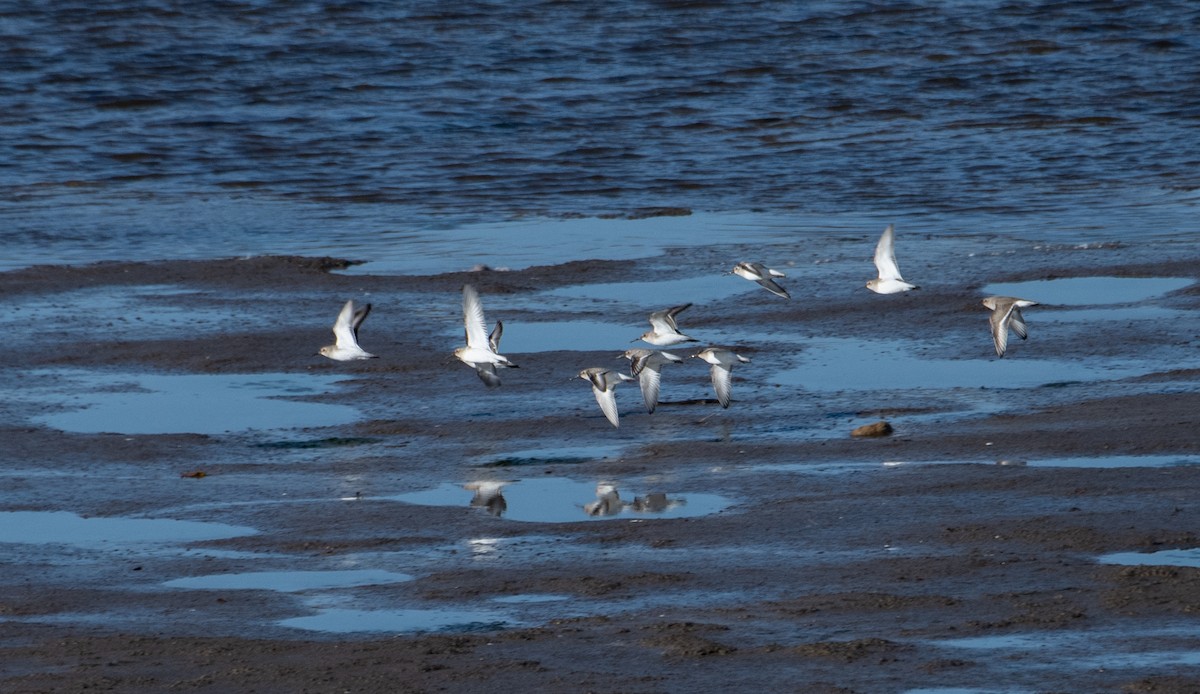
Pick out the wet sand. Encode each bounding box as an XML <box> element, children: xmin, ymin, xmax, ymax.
<box><xmin>2</xmin><ymin>232</ymin><xmax>1200</xmax><ymax>692</ymax></box>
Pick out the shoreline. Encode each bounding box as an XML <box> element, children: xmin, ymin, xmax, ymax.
<box><xmin>2</xmin><ymin>235</ymin><xmax>1199</xmax><ymax>691</ymax></box>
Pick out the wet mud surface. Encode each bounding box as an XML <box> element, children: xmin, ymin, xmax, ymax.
<box><xmin>2</xmin><ymin>232</ymin><xmax>1200</xmax><ymax>692</ymax></box>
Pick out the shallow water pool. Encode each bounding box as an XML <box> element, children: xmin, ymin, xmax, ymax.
<box><xmin>388</xmin><ymin>477</ymin><xmax>732</xmax><ymax>523</ymax></box>
<box><xmin>27</xmin><ymin>370</ymin><xmax>359</xmax><ymax>435</ymax></box>
<box><xmin>0</xmin><ymin>510</ymin><xmax>257</xmax><ymax>546</ymax></box>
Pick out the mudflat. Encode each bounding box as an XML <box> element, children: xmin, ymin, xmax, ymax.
<box><xmin>2</xmin><ymin>233</ymin><xmax>1199</xmax><ymax>692</ymax></box>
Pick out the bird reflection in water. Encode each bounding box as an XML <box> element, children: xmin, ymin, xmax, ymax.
<box><xmin>584</xmin><ymin>483</ymin><xmax>625</xmax><ymax>517</ymax></box>
<box><xmin>464</xmin><ymin>480</ymin><xmax>509</xmax><ymax>517</ymax></box>
<box><xmin>628</xmin><ymin>491</ymin><xmax>686</xmax><ymax>513</ymax></box>
<box><xmin>584</xmin><ymin>483</ymin><xmax>686</xmax><ymax>517</ymax></box>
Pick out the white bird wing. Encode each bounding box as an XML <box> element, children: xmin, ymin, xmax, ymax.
<box><xmin>1008</xmin><ymin>307</ymin><xmax>1029</xmax><ymax>340</ymax></box>
<box><xmin>332</xmin><ymin>300</ymin><xmax>360</xmax><ymax>349</ymax></box>
<box><xmin>710</xmin><ymin>364</ymin><xmax>734</xmax><ymax>408</ymax></box>
<box><xmin>990</xmin><ymin>302</ymin><xmax>1016</xmax><ymax>357</ymax></box>
<box><xmin>592</xmin><ymin>384</ymin><xmax>621</xmax><ymax>427</ymax></box>
<box><xmin>873</xmin><ymin>224</ymin><xmax>904</xmax><ymax>281</ymax></box>
<box><xmin>649</xmin><ymin>303</ymin><xmax>691</xmax><ymax>332</ymax></box>
<box><xmin>462</xmin><ymin>284</ymin><xmax>490</xmax><ymax>349</ymax></box>
<box><xmin>638</xmin><ymin>365</ymin><xmax>662</xmax><ymax>414</ymax></box>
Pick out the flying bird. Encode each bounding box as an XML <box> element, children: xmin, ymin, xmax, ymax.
<box><xmin>694</xmin><ymin>347</ymin><xmax>751</xmax><ymax>409</ymax></box>
<box><xmin>636</xmin><ymin>303</ymin><xmax>698</xmax><ymax>346</ymax></box>
<box><xmin>578</xmin><ymin>367</ymin><xmax>635</xmax><ymax>427</ymax></box>
<box><xmin>731</xmin><ymin>261</ymin><xmax>790</xmax><ymax>299</ymax></box>
<box><xmin>866</xmin><ymin>224</ymin><xmax>919</xmax><ymax>294</ymax></box>
<box><xmin>454</xmin><ymin>284</ymin><xmax>517</xmax><ymax>385</ymax></box>
<box><xmin>982</xmin><ymin>296</ymin><xmax>1038</xmax><ymax>357</ymax></box>
<box><xmin>318</xmin><ymin>300</ymin><xmax>377</xmax><ymax>361</ymax></box>
<box><xmin>621</xmin><ymin>348</ymin><xmax>684</xmax><ymax>414</ymax></box>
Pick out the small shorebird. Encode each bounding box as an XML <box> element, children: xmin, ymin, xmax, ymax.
<box><xmin>454</xmin><ymin>284</ymin><xmax>518</xmax><ymax>386</ymax></box>
<box><xmin>318</xmin><ymin>300</ymin><xmax>377</xmax><ymax>361</ymax></box>
<box><xmin>866</xmin><ymin>224</ymin><xmax>919</xmax><ymax>294</ymax></box>
<box><xmin>731</xmin><ymin>261</ymin><xmax>790</xmax><ymax>299</ymax></box>
<box><xmin>584</xmin><ymin>483</ymin><xmax>625</xmax><ymax>517</ymax></box>
<box><xmin>694</xmin><ymin>347</ymin><xmax>751</xmax><ymax>409</ymax></box>
<box><xmin>636</xmin><ymin>303</ymin><xmax>698</xmax><ymax>346</ymax></box>
<box><xmin>578</xmin><ymin>367</ymin><xmax>635</xmax><ymax>427</ymax></box>
<box><xmin>982</xmin><ymin>296</ymin><xmax>1038</xmax><ymax>357</ymax></box>
<box><xmin>621</xmin><ymin>348</ymin><xmax>684</xmax><ymax>414</ymax></box>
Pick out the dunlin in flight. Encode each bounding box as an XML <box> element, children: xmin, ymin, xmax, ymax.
<box><xmin>731</xmin><ymin>261</ymin><xmax>790</xmax><ymax>299</ymax></box>
<box><xmin>694</xmin><ymin>347</ymin><xmax>750</xmax><ymax>409</ymax></box>
<box><xmin>578</xmin><ymin>367</ymin><xmax>635</xmax><ymax>427</ymax></box>
<box><xmin>621</xmin><ymin>348</ymin><xmax>684</xmax><ymax>414</ymax></box>
<box><xmin>982</xmin><ymin>296</ymin><xmax>1038</xmax><ymax>357</ymax></box>
<box><xmin>454</xmin><ymin>284</ymin><xmax>517</xmax><ymax>386</ymax></box>
<box><xmin>318</xmin><ymin>300</ymin><xmax>377</xmax><ymax>361</ymax></box>
<box><xmin>866</xmin><ymin>224</ymin><xmax>918</xmax><ymax>294</ymax></box>
<box><xmin>636</xmin><ymin>303</ymin><xmax>698</xmax><ymax>346</ymax></box>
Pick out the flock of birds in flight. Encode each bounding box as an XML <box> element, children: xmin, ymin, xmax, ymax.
<box><xmin>319</xmin><ymin>224</ymin><xmax>1039</xmax><ymax>428</ymax></box>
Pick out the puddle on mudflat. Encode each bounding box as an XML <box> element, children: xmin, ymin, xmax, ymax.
<box><xmin>279</xmin><ymin>607</ymin><xmax>512</xmax><ymax>634</ymax></box>
<box><xmin>164</xmin><ymin>569</ymin><xmax>414</xmax><ymax>593</ymax></box>
<box><xmin>1026</xmin><ymin>454</ymin><xmax>1200</xmax><ymax>468</ymax></box>
<box><xmin>982</xmin><ymin>277</ymin><xmax>1192</xmax><ymax>306</ymax></box>
<box><xmin>0</xmin><ymin>511</ymin><xmax>257</xmax><ymax>546</ymax></box>
<box><xmin>477</xmin><ymin>444</ymin><xmax>625</xmax><ymax>468</ymax></box>
<box><xmin>493</xmin><ymin>320</ymin><xmax>632</xmax><ymax>353</ymax></box>
<box><xmin>928</xmin><ymin>626</ymin><xmax>1200</xmax><ymax>672</ymax></box>
<box><xmin>490</xmin><ymin>594</ymin><xmax>572</xmax><ymax>604</ymax></box>
<box><xmin>1034</xmin><ymin>306</ymin><xmax>1183</xmax><ymax>323</ymax></box>
<box><xmin>27</xmin><ymin>370</ymin><xmax>358</xmax><ymax>435</ymax></box>
<box><xmin>772</xmin><ymin>337</ymin><xmax>1145</xmax><ymax>391</ymax></box>
<box><xmin>742</xmin><ymin>453</ymin><xmax>1200</xmax><ymax>476</ymax></box>
<box><xmin>387</xmin><ymin>477</ymin><xmax>732</xmax><ymax>523</ymax></box>
<box><xmin>255</xmin><ymin>437</ymin><xmax>381</xmax><ymax>450</ymax></box>
<box><xmin>1099</xmin><ymin>548</ymin><xmax>1200</xmax><ymax>569</ymax></box>
<box><xmin>546</xmin><ymin>273</ymin><xmax>754</xmax><ymax>306</ymax></box>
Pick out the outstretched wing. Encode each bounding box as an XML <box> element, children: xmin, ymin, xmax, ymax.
<box><xmin>475</xmin><ymin>364</ymin><xmax>502</xmax><ymax>388</ymax></box>
<box><xmin>462</xmin><ymin>284</ymin><xmax>490</xmax><ymax>349</ymax></box>
<box><xmin>755</xmin><ymin>277</ymin><xmax>790</xmax><ymax>299</ymax></box>
<box><xmin>592</xmin><ymin>384</ymin><xmax>620</xmax><ymax>427</ymax></box>
<box><xmin>710</xmin><ymin>364</ymin><xmax>734</xmax><ymax>408</ymax></box>
<box><xmin>649</xmin><ymin>303</ymin><xmax>692</xmax><ymax>332</ymax></box>
<box><xmin>638</xmin><ymin>365</ymin><xmax>662</xmax><ymax>414</ymax></box>
<box><xmin>349</xmin><ymin>302</ymin><xmax>371</xmax><ymax>340</ymax></box>
<box><xmin>488</xmin><ymin>320</ymin><xmax>503</xmax><ymax>352</ymax></box>
<box><xmin>1008</xmin><ymin>307</ymin><xmax>1029</xmax><ymax>340</ymax></box>
<box><xmin>332</xmin><ymin>300</ymin><xmax>360</xmax><ymax>349</ymax></box>
<box><xmin>873</xmin><ymin>224</ymin><xmax>904</xmax><ymax>281</ymax></box>
<box><xmin>989</xmin><ymin>302</ymin><xmax>1016</xmax><ymax>357</ymax></box>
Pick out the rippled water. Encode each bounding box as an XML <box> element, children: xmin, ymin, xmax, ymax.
<box><xmin>2</xmin><ymin>1</ymin><xmax>1198</xmax><ymax>267</ymax></box>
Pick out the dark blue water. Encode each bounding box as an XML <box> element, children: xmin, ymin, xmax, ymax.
<box><xmin>2</xmin><ymin>1</ymin><xmax>1197</xmax><ymax>269</ymax></box>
